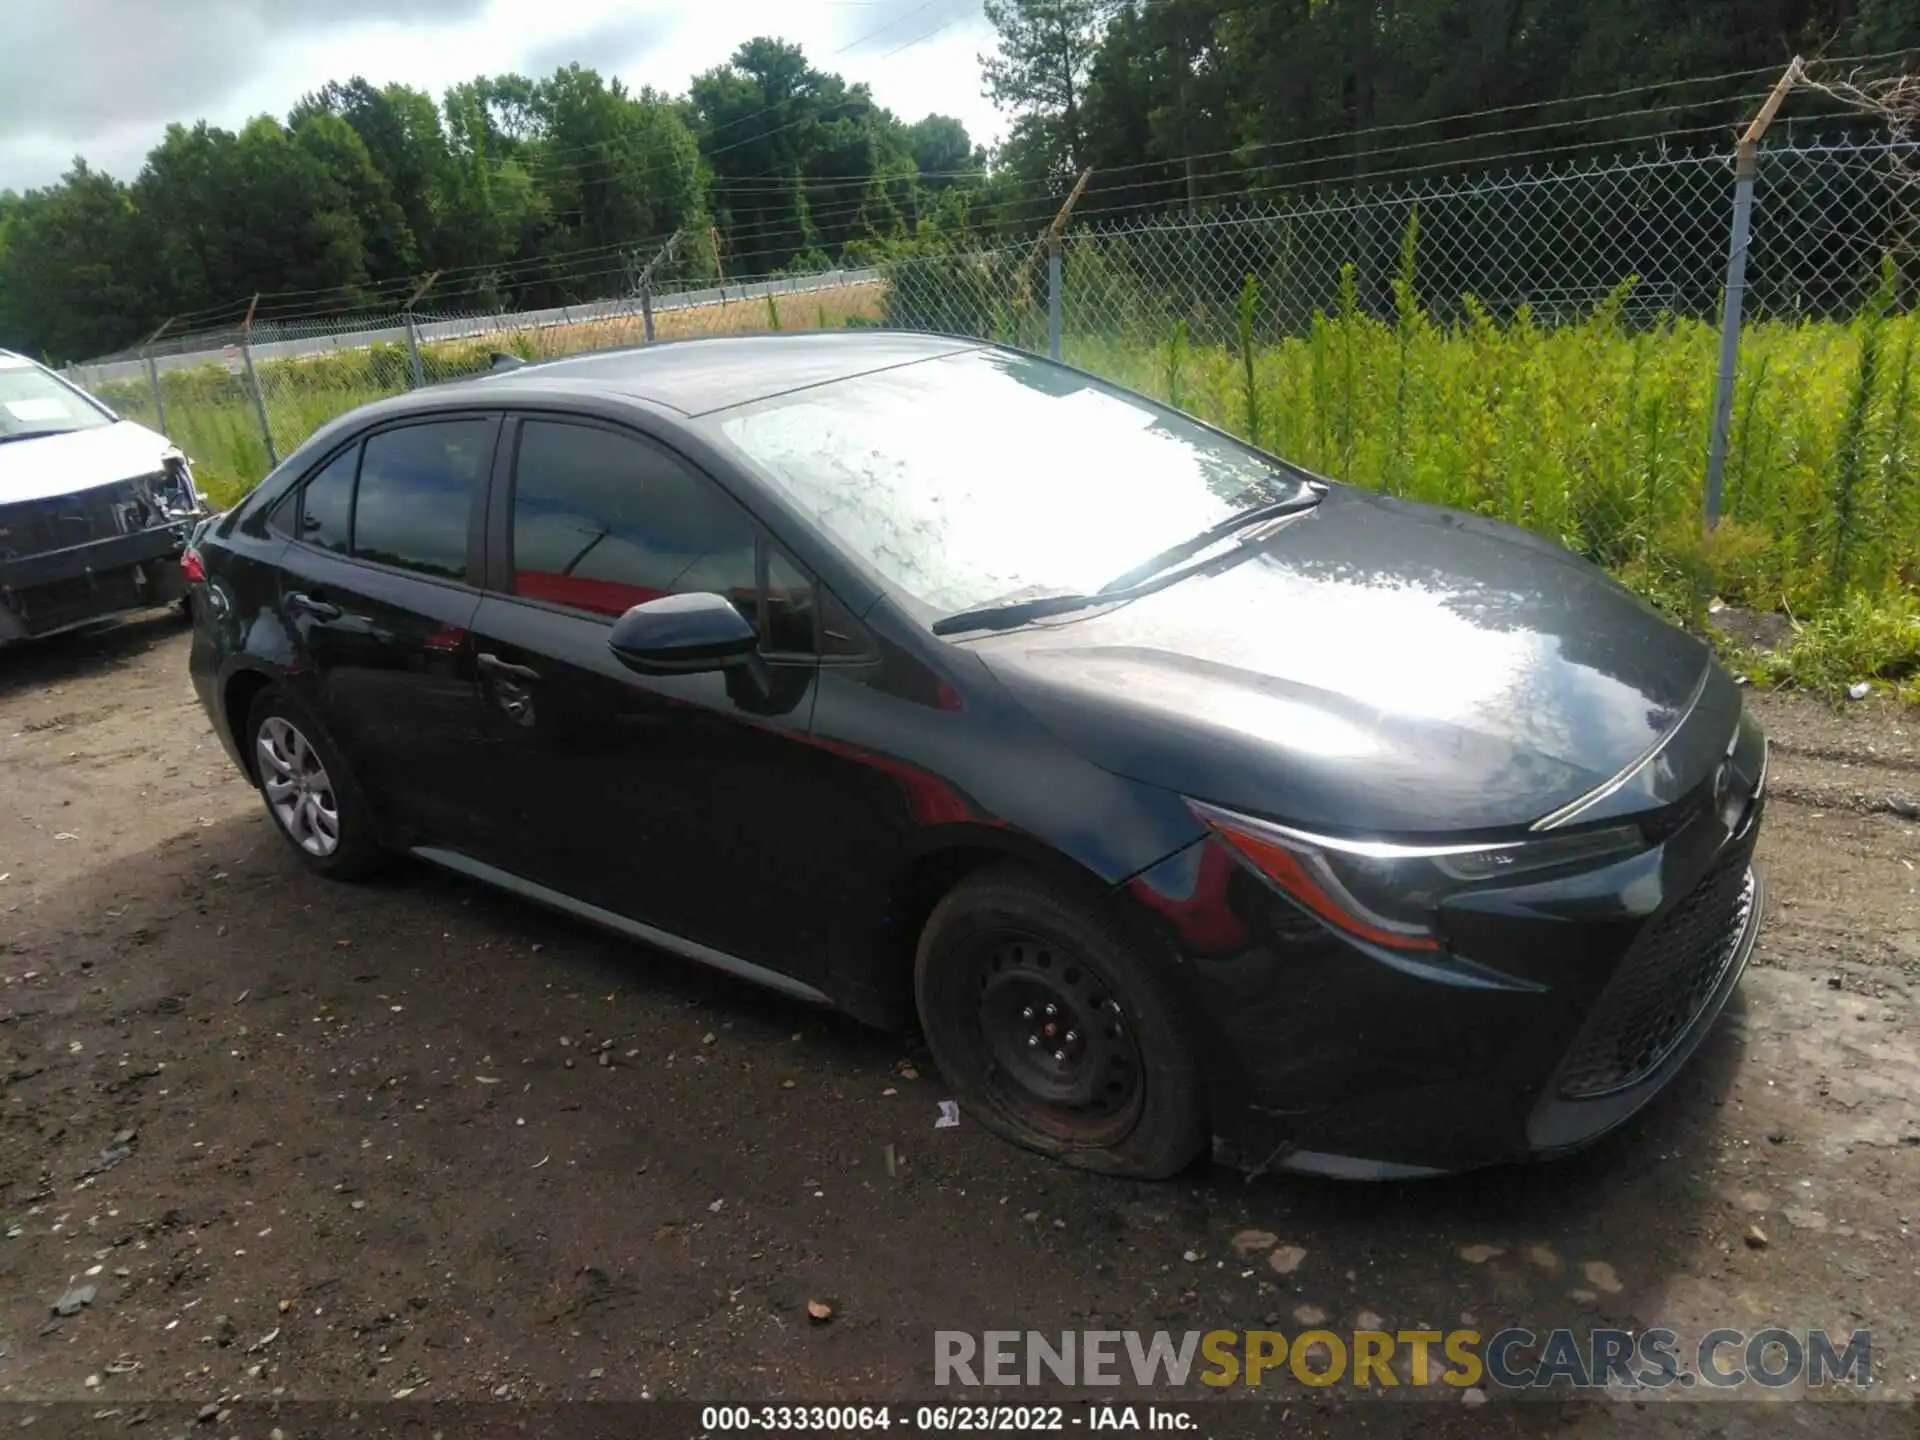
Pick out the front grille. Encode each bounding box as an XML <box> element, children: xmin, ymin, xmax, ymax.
<box><xmin>0</xmin><ymin>479</ymin><xmax>150</xmax><ymax>559</ymax></box>
<box><xmin>1556</xmin><ymin>856</ymin><xmax>1756</xmax><ymax>1099</ymax></box>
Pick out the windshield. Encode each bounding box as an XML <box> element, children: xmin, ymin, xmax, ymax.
<box><xmin>708</xmin><ymin>348</ymin><xmax>1305</xmax><ymax>615</ymax></box>
<box><xmin>0</xmin><ymin>356</ymin><xmax>113</xmax><ymax>439</ymax></box>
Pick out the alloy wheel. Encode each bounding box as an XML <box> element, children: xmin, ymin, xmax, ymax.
<box><xmin>257</xmin><ymin>715</ymin><xmax>340</xmax><ymax>857</ymax></box>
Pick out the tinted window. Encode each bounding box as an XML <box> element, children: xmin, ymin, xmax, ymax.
<box><xmin>709</xmin><ymin>348</ymin><xmax>1307</xmax><ymax>615</ymax></box>
<box><xmin>296</xmin><ymin>446</ymin><xmax>356</xmax><ymax>554</ymax></box>
<box><xmin>763</xmin><ymin>547</ymin><xmax>815</xmax><ymax>654</ymax></box>
<box><xmin>818</xmin><ymin>586</ymin><xmax>870</xmax><ymax>658</ymax></box>
<box><xmin>352</xmin><ymin>420</ymin><xmax>491</xmax><ymax>580</ymax></box>
<box><xmin>511</xmin><ymin>420</ymin><xmax>757</xmax><ymax>620</ymax></box>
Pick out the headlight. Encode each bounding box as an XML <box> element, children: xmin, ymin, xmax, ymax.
<box><xmin>1187</xmin><ymin>799</ymin><xmax>1645</xmax><ymax>953</ymax></box>
<box><xmin>146</xmin><ymin>450</ymin><xmax>201</xmax><ymax>518</ymax></box>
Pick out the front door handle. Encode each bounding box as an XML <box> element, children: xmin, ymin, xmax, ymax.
<box><xmin>286</xmin><ymin>591</ymin><xmax>341</xmax><ymax>621</ymax></box>
<box><xmin>478</xmin><ymin>652</ymin><xmax>541</xmax><ymax>683</ymax></box>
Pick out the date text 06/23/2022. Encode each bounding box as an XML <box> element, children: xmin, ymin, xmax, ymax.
<box><xmin>700</xmin><ymin>1406</ymin><xmax>1196</xmax><ymax>1431</ymax></box>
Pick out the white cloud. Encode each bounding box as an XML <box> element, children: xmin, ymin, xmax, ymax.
<box><xmin>0</xmin><ymin>0</ymin><xmax>1003</xmax><ymax>192</ymax></box>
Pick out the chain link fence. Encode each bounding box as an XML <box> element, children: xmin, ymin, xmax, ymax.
<box><xmin>68</xmin><ymin>136</ymin><xmax>1920</xmax><ymax>628</ymax></box>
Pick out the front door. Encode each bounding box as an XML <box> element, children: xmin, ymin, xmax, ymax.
<box><xmin>462</xmin><ymin>415</ymin><xmax>851</xmax><ymax>978</ymax></box>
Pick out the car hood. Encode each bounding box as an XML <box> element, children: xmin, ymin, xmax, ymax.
<box><xmin>969</xmin><ymin>485</ymin><xmax>1724</xmax><ymax>835</ymax></box>
<box><xmin>0</xmin><ymin>421</ymin><xmax>175</xmax><ymax>506</ymax></box>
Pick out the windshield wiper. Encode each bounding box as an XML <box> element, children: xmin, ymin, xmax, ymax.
<box><xmin>0</xmin><ymin>429</ymin><xmax>78</xmax><ymax>446</ymax></box>
<box><xmin>1096</xmin><ymin>484</ymin><xmax>1327</xmax><ymax>594</ymax></box>
<box><xmin>932</xmin><ymin>485</ymin><xmax>1327</xmax><ymax>638</ymax></box>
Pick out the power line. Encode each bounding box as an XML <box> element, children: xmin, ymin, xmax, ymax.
<box><xmin>1064</xmin><ymin>120</ymin><xmax>1754</xmax><ymax>230</ymax></box>
<box><xmin>1081</xmin><ymin>88</ymin><xmax>1773</xmax><ymax>200</ymax></box>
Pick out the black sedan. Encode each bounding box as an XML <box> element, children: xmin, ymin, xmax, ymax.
<box><xmin>185</xmin><ymin>333</ymin><xmax>1766</xmax><ymax>1180</ymax></box>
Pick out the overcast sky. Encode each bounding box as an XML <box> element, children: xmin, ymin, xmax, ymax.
<box><xmin>0</xmin><ymin>0</ymin><xmax>1001</xmax><ymax>193</ymax></box>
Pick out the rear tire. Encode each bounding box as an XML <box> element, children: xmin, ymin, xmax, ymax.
<box><xmin>914</xmin><ymin>865</ymin><xmax>1207</xmax><ymax>1179</ymax></box>
<box><xmin>245</xmin><ymin>689</ymin><xmax>382</xmax><ymax>880</ymax></box>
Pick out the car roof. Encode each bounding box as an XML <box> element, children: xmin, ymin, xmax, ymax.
<box><xmin>457</xmin><ymin>330</ymin><xmax>986</xmax><ymax>416</ymax></box>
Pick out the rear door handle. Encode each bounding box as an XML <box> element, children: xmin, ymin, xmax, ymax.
<box><xmin>286</xmin><ymin>592</ymin><xmax>341</xmax><ymax>621</ymax></box>
<box><xmin>478</xmin><ymin>652</ymin><xmax>541</xmax><ymax>683</ymax></box>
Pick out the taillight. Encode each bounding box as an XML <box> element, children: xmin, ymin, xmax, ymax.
<box><xmin>181</xmin><ymin>550</ymin><xmax>206</xmax><ymax>583</ymax></box>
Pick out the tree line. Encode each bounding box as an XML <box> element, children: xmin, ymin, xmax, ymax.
<box><xmin>0</xmin><ymin>39</ymin><xmax>996</xmax><ymax>362</ymax></box>
<box><xmin>4</xmin><ymin>1</ymin><xmax>1915</xmax><ymax>362</ymax></box>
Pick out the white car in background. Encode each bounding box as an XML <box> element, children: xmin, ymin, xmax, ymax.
<box><xmin>0</xmin><ymin>349</ymin><xmax>207</xmax><ymax>645</ymax></box>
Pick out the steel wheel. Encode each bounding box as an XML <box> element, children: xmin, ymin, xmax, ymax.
<box><xmin>964</xmin><ymin>930</ymin><xmax>1146</xmax><ymax>1147</ymax></box>
<box><xmin>916</xmin><ymin>866</ymin><xmax>1207</xmax><ymax>1177</ymax></box>
<box><xmin>257</xmin><ymin>715</ymin><xmax>340</xmax><ymax>857</ymax></box>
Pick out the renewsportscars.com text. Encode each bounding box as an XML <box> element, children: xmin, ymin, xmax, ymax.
<box><xmin>934</xmin><ymin>1328</ymin><xmax>1873</xmax><ymax>1391</ymax></box>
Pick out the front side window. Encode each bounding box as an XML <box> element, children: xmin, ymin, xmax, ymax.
<box><xmin>763</xmin><ymin>546</ymin><xmax>816</xmax><ymax>655</ymax></box>
<box><xmin>707</xmin><ymin>348</ymin><xmax>1305</xmax><ymax>617</ymax></box>
<box><xmin>509</xmin><ymin>420</ymin><xmax>759</xmax><ymax>620</ymax></box>
<box><xmin>350</xmin><ymin>419</ymin><xmax>490</xmax><ymax>580</ymax></box>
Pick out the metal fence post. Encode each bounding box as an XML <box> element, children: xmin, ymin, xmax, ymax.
<box><xmin>144</xmin><ymin>348</ymin><xmax>169</xmax><ymax>435</ymax></box>
<box><xmin>403</xmin><ymin>312</ymin><xmax>426</xmax><ymax>388</ymax></box>
<box><xmin>1705</xmin><ymin>58</ymin><xmax>1801</xmax><ymax>529</ymax></box>
<box><xmin>136</xmin><ymin>316</ymin><xmax>176</xmax><ymax>433</ymax></box>
<box><xmin>630</xmin><ymin>231</ymin><xmax>682</xmax><ymax>345</ymax></box>
<box><xmin>1048</xmin><ymin>238</ymin><xmax>1063</xmax><ymax>361</ymax></box>
<box><xmin>1040</xmin><ymin>170</ymin><xmax>1092</xmax><ymax>363</ymax></box>
<box><xmin>241</xmin><ymin>294</ymin><xmax>279</xmax><ymax>470</ymax></box>
<box><xmin>400</xmin><ymin>272</ymin><xmax>439</xmax><ymax>388</ymax></box>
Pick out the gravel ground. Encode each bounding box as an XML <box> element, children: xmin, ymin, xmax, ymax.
<box><xmin>0</xmin><ymin>616</ymin><xmax>1916</xmax><ymax>1429</ymax></box>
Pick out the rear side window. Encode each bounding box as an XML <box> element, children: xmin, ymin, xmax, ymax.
<box><xmin>295</xmin><ymin>447</ymin><xmax>356</xmax><ymax>554</ymax></box>
<box><xmin>510</xmin><ymin>420</ymin><xmax>758</xmax><ymax>619</ymax></box>
<box><xmin>351</xmin><ymin>420</ymin><xmax>491</xmax><ymax>580</ymax></box>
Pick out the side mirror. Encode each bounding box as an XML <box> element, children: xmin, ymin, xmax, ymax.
<box><xmin>608</xmin><ymin>592</ymin><xmax>760</xmax><ymax>674</ymax></box>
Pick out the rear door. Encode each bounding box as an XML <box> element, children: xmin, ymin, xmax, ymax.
<box><xmin>271</xmin><ymin>414</ymin><xmax>496</xmax><ymax>844</ymax></box>
<box><xmin>462</xmin><ymin>413</ymin><xmax>868</xmax><ymax>978</ymax></box>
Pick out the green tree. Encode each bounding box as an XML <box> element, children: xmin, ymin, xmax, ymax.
<box><xmin>980</xmin><ymin>0</ymin><xmax>1111</xmax><ymax>181</ymax></box>
<box><xmin>0</xmin><ymin>163</ymin><xmax>150</xmax><ymax>360</ymax></box>
<box><xmin>131</xmin><ymin>123</ymin><xmax>241</xmax><ymax>322</ymax></box>
<box><xmin>222</xmin><ymin>116</ymin><xmax>370</xmax><ymax>303</ymax></box>
<box><xmin>293</xmin><ymin>79</ymin><xmax>454</xmax><ymax>276</ymax></box>
<box><xmin>693</xmin><ymin>39</ymin><xmax>913</xmax><ymax>274</ymax></box>
<box><xmin>530</xmin><ymin>64</ymin><xmax>704</xmax><ymax>257</ymax></box>
<box><xmin>293</xmin><ymin>112</ymin><xmax>418</xmax><ymax>282</ymax></box>
<box><xmin>905</xmin><ymin>115</ymin><xmax>985</xmax><ymax>190</ymax></box>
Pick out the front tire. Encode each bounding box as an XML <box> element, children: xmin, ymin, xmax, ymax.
<box><xmin>914</xmin><ymin>866</ymin><xmax>1207</xmax><ymax>1179</ymax></box>
<box><xmin>246</xmin><ymin>689</ymin><xmax>382</xmax><ymax>880</ymax></box>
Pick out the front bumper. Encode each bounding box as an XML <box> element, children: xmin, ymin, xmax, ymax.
<box><xmin>1120</xmin><ymin>767</ymin><xmax>1766</xmax><ymax>1178</ymax></box>
<box><xmin>0</xmin><ymin>520</ymin><xmax>197</xmax><ymax>641</ymax></box>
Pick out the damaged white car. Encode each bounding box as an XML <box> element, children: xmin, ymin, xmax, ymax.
<box><xmin>0</xmin><ymin>349</ymin><xmax>208</xmax><ymax>645</ymax></box>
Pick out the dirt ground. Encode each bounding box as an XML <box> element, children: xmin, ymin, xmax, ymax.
<box><xmin>0</xmin><ymin>616</ymin><xmax>1916</xmax><ymax>1428</ymax></box>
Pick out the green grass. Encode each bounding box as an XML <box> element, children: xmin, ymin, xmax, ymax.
<box><xmin>94</xmin><ymin>272</ymin><xmax>1920</xmax><ymax>701</ymax></box>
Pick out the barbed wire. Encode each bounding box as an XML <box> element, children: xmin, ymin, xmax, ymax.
<box><xmin>127</xmin><ymin>56</ymin><xmax>1904</xmax><ymax>340</ymax></box>
<box><xmin>71</xmin><ymin>134</ymin><xmax>1908</xmax><ymax>369</ymax></box>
